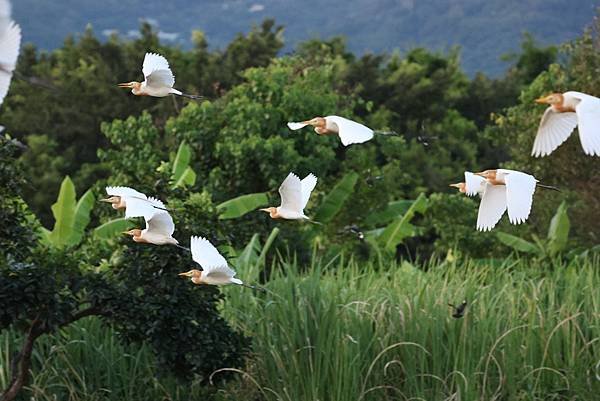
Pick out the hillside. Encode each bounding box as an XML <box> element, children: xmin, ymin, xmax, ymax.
<box><xmin>11</xmin><ymin>0</ymin><xmax>596</xmax><ymax>75</ymax></box>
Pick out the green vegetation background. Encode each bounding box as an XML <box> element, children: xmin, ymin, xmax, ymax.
<box><xmin>1</xmin><ymin>15</ymin><xmax>599</xmax><ymax>401</ymax></box>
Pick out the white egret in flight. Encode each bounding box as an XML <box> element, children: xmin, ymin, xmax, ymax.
<box><xmin>472</xmin><ymin>169</ymin><xmax>546</xmax><ymax>231</ymax></box>
<box><xmin>0</xmin><ymin>0</ymin><xmax>21</xmax><ymax>105</ymax></box>
<box><xmin>118</xmin><ymin>52</ymin><xmax>201</xmax><ymax>99</ymax></box>
<box><xmin>450</xmin><ymin>171</ymin><xmax>506</xmax><ymax>231</ymax></box>
<box><xmin>532</xmin><ymin>91</ymin><xmax>600</xmax><ymax>157</ymax></box>
<box><xmin>123</xmin><ymin>209</ymin><xmax>179</xmax><ymax>246</ymax></box>
<box><xmin>179</xmin><ymin>236</ymin><xmax>261</xmax><ymax>289</ymax></box>
<box><xmin>101</xmin><ymin>186</ymin><xmax>167</xmax><ymax>217</ymax></box>
<box><xmin>260</xmin><ymin>172</ymin><xmax>317</xmax><ymax>220</ymax></box>
<box><xmin>288</xmin><ymin>116</ymin><xmax>375</xmax><ymax>146</ymax></box>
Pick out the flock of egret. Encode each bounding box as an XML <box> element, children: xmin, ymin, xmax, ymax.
<box><xmin>1</xmin><ymin>0</ymin><xmax>599</xmax><ymax>288</ymax></box>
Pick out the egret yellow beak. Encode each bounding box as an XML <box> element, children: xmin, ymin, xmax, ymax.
<box><xmin>474</xmin><ymin>172</ymin><xmax>485</xmax><ymax>177</ymax></box>
<box><xmin>534</xmin><ymin>96</ymin><xmax>550</xmax><ymax>104</ymax></box>
<box><xmin>178</xmin><ymin>271</ymin><xmax>193</xmax><ymax>277</ymax></box>
<box><xmin>449</xmin><ymin>183</ymin><xmax>461</xmax><ymax>188</ymax></box>
<box><xmin>118</xmin><ymin>82</ymin><xmax>133</xmax><ymax>88</ymax></box>
<box><xmin>99</xmin><ymin>198</ymin><xmax>113</xmax><ymax>203</ymax></box>
<box><xmin>121</xmin><ymin>231</ymin><xmax>130</xmax><ymax>235</ymax></box>
<box><xmin>259</xmin><ymin>208</ymin><xmax>270</xmax><ymax>213</ymax></box>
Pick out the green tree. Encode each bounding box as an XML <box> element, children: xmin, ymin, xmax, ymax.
<box><xmin>0</xmin><ymin>132</ymin><xmax>248</xmax><ymax>400</ymax></box>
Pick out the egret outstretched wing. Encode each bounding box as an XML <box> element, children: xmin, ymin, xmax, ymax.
<box><xmin>464</xmin><ymin>171</ymin><xmax>486</xmax><ymax>197</ymax></box>
<box><xmin>476</xmin><ymin>183</ymin><xmax>507</xmax><ymax>231</ymax></box>
<box><xmin>145</xmin><ymin>210</ymin><xmax>175</xmax><ymax>236</ymax></box>
<box><xmin>147</xmin><ymin>196</ymin><xmax>166</xmax><ymax>210</ymax></box>
<box><xmin>106</xmin><ymin>186</ymin><xmax>147</xmax><ymax>200</ymax></box>
<box><xmin>142</xmin><ymin>52</ymin><xmax>175</xmax><ymax>88</ymax></box>
<box><xmin>572</xmin><ymin>92</ymin><xmax>600</xmax><ymax>156</ymax></box>
<box><xmin>532</xmin><ymin>107</ymin><xmax>578</xmax><ymax>157</ymax></box>
<box><xmin>190</xmin><ymin>236</ymin><xmax>235</xmax><ymax>278</ymax></box>
<box><xmin>502</xmin><ymin>170</ymin><xmax>536</xmax><ymax>224</ymax></box>
<box><xmin>0</xmin><ymin>21</ymin><xmax>20</xmax><ymax>105</ymax></box>
<box><xmin>300</xmin><ymin>174</ymin><xmax>317</xmax><ymax>210</ymax></box>
<box><xmin>124</xmin><ymin>197</ymin><xmax>158</xmax><ymax>220</ymax></box>
<box><xmin>278</xmin><ymin>172</ymin><xmax>303</xmax><ymax>213</ymax></box>
<box><xmin>0</xmin><ymin>0</ymin><xmax>11</xmax><ymax>36</ymax></box>
<box><xmin>326</xmin><ymin>116</ymin><xmax>374</xmax><ymax>146</ymax></box>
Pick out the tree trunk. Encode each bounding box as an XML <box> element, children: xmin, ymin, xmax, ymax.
<box><xmin>1</xmin><ymin>319</ymin><xmax>40</xmax><ymax>401</ymax></box>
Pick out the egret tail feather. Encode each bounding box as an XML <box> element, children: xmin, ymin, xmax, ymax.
<box><xmin>239</xmin><ymin>282</ymin><xmax>267</xmax><ymax>292</ymax></box>
<box><xmin>176</xmin><ymin>92</ymin><xmax>203</xmax><ymax>100</ymax></box>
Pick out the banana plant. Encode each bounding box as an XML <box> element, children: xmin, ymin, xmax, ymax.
<box><xmin>366</xmin><ymin>193</ymin><xmax>428</xmax><ymax>252</ymax></box>
<box><xmin>93</xmin><ymin>217</ymin><xmax>135</xmax><ymax>240</ymax></box>
<box><xmin>170</xmin><ymin>141</ymin><xmax>197</xmax><ymax>189</ymax></box>
<box><xmin>313</xmin><ymin>172</ymin><xmax>359</xmax><ymax>224</ymax></box>
<box><xmin>40</xmin><ymin>176</ymin><xmax>95</xmax><ymax>248</ymax></box>
<box><xmin>216</xmin><ymin>192</ymin><xmax>269</xmax><ymax>219</ymax></box>
<box><xmin>496</xmin><ymin>201</ymin><xmax>570</xmax><ymax>257</ymax></box>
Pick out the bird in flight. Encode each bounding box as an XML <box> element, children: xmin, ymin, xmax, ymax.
<box><xmin>123</xmin><ymin>208</ymin><xmax>179</xmax><ymax>246</ymax></box>
<box><xmin>287</xmin><ymin>116</ymin><xmax>375</xmax><ymax>146</ymax></box>
<box><xmin>450</xmin><ymin>171</ymin><xmax>506</xmax><ymax>231</ymax></box>
<box><xmin>260</xmin><ymin>172</ymin><xmax>317</xmax><ymax>220</ymax></box>
<box><xmin>101</xmin><ymin>186</ymin><xmax>167</xmax><ymax>217</ymax></box>
<box><xmin>179</xmin><ymin>236</ymin><xmax>261</xmax><ymax>290</ymax></box>
<box><xmin>118</xmin><ymin>52</ymin><xmax>201</xmax><ymax>99</ymax></box>
<box><xmin>102</xmin><ymin>187</ymin><xmax>179</xmax><ymax>246</ymax></box>
<box><xmin>472</xmin><ymin>169</ymin><xmax>544</xmax><ymax>231</ymax></box>
<box><xmin>532</xmin><ymin>91</ymin><xmax>600</xmax><ymax>157</ymax></box>
<box><xmin>0</xmin><ymin>0</ymin><xmax>21</xmax><ymax>106</ymax></box>
<box><xmin>448</xmin><ymin>300</ymin><xmax>467</xmax><ymax>319</ymax></box>
<box><xmin>451</xmin><ymin>169</ymin><xmax>556</xmax><ymax>231</ymax></box>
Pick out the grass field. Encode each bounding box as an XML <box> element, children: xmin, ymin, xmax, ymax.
<box><xmin>1</xmin><ymin>255</ymin><xmax>599</xmax><ymax>400</ymax></box>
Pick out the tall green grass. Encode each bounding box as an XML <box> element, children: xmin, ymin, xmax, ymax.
<box><xmin>222</xmin><ymin>255</ymin><xmax>600</xmax><ymax>400</ymax></box>
<box><xmin>0</xmin><ymin>318</ymin><xmax>210</xmax><ymax>400</ymax></box>
<box><xmin>1</xmin><ymin>256</ymin><xmax>599</xmax><ymax>400</ymax></box>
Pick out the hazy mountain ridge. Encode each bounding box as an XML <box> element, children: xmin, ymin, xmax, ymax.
<box><xmin>13</xmin><ymin>0</ymin><xmax>595</xmax><ymax>75</ymax></box>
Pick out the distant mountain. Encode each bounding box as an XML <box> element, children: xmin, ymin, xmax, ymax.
<box><xmin>12</xmin><ymin>0</ymin><xmax>595</xmax><ymax>75</ymax></box>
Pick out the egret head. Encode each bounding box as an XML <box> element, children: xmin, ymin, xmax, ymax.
<box><xmin>118</xmin><ymin>81</ymin><xmax>142</xmax><ymax>93</ymax></box>
<box><xmin>123</xmin><ymin>229</ymin><xmax>142</xmax><ymax>238</ymax></box>
<box><xmin>535</xmin><ymin>93</ymin><xmax>563</xmax><ymax>105</ymax></box>
<box><xmin>259</xmin><ymin>207</ymin><xmax>280</xmax><ymax>219</ymax></box>
<box><xmin>474</xmin><ymin>170</ymin><xmax>497</xmax><ymax>180</ymax></box>
<box><xmin>306</xmin><ymin>117</ymin><xmax>326</xmax><ymax>128</ymax></box>
<box><xmin>100</xmin><ymin>196</ymin><xmax>120</xmax><ymax>204</ymax></box>
<box><xmin>449</xmin><ymin>182</ymin><xmax>466</xmax><ymax>193</ymax></box>
<box><xmin>178</xmin><ymin>269</ymin><xmax>203</xmax><ymax>284</ymax></box>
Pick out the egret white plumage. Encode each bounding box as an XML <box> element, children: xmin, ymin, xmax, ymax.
<box><xmin>450</xmin><ymin>171</ymin><xmax>506</xmax><ymax>231</ymax></box>
<box><xmin>473</xmin><ymin>169</ymin><xmax>541</xmax><ymax>231</ymax></box>
<box><xmin>260</xmin><ymin>172</ymin><xmax>317</xmax><ymax>220</ymax></box>
<box><xmin>449</xmin><ymin>171</ymin><xmax>486</xmax><ymax>197</ymax></box>
<box><xmin>101</xmin><ymin>186</ymin><xmax>167</xmax><ymax>218</ymax></box>
<box><xmin>288</xmin><ymin>116</ymin><xmax>375</xmax><ymax>146</ymax></box>
<box><xmin>0</xmin><ymin>0</ymin><xmax>21</xmax><ymax>105</ymax></box>
<box><xmin>533</xmin><ymin>91</ymin><xmax>600</xmax><ymax>157</ymax></box>
<box><xmin>178</xmin><ymin>236</ymin><xmax>246</xmax><ymax>287</ymax></box>
<box><xmin>118</xmin><ymin>52</ymin><xmax>201</xmax><ymax>99</ymax></box>
<box><xmin>123</xmin><ymin>209</ymin><xmax>179</xmax><ymax>246</ymax></box>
